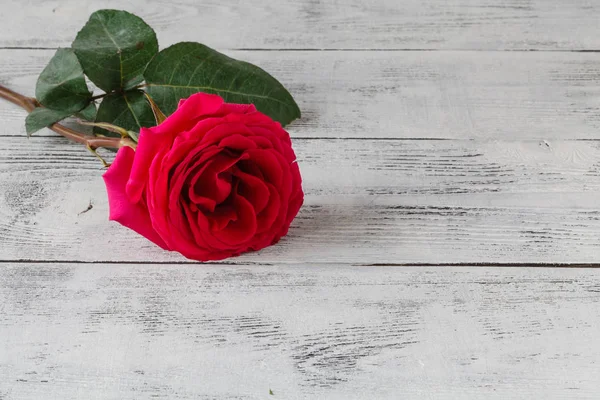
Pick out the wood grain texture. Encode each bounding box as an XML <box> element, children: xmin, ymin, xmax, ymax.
<box><xmin>1</xmin><ymin>263</ymin><xmax>599</xmax><ymax>399</ymax></box>
<box><xmin>1</xmin><ymin>136</ymin><xmax>600</xmax><ymax>264</ymax></box>
<box><xmin>2</xmin><ymin>2</ymin><xmax>600</xmax><ymax>399</ymax></box>
<box><xmin>1</xmin><ymin>0</ymin><xmax>600</xmax><ymax>50</ymax></box>
<box><xmin>3</xmin><ymin>49</ymin><xmax>600</xmax><ymax>140</ymax></box>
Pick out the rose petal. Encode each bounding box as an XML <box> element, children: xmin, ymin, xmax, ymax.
<box><xmin>255</xmin><ymin>181</ymin><xmax>280</xmax><ymax>234</ymax></box>
<box><xmin>247</xmin><ymin>135</ymin><xmax>275</xmax><ymax>149</ymax></box>
<box><xmin>247</xmin><ymin>127</ymin><xmax>283</xmax><ymax>152</ymax></box>
<box><xmin>189</xmin><ymin>152</ymin><xmax>247</xmax><ymax>211</ymax></box>
<box><xmin>200</xmin><ymin>122</ymin><xmax>255</xmax><ymax>146</ymax></box>
<box><xmin>237</xmin><ymin>159</ymin><xmax>265</xmax><ymax>180</ymax></box>
<box><xmin>103</xmin><ymin>147</ymin><xmax>168</xmax><ymax>250</ymax></box>
<box><xmin>218</xmin><ymin>134</ymin><xmax>258</xmax><ymax>151</ymax></box>
<box><xmin>211</xmin><ymin>193</ymin><xmax>257</xmax><ymax>245</ymax></box>
<box><xmin>219</xmin><ymin>102</ymin><xmax>257</xmax><ymax>115</ymax></box>
<box><xmin>246</xmin><ymin>149</ymin><xmax>283</xmax><ymax>186</ymax></box>
<box><xmin>233</xmin><ymin>167</ymin><xmax>271</xmax><ymax>214</ymax></box>
<box><xmin>209</xmin><ymin>203</ymin><xmax>238</xmax><ymax>231</ymax></box>
<box><xmin>161</xmin><ymin>92</ymin><xmax>224</xmax><ymax>134</ymax></box>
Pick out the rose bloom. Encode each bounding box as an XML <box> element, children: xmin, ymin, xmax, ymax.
<box><xmin>103</xmin><ymin>93</ymin><xmax>303</xmax><ymax>261</ymax></box>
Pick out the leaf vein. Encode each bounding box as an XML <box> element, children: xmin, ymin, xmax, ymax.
<box><xmin>123</xmin><ymin>93</ymin><xmax>143</xmax><ymax>128</ymax></box>
<box><xmin>96</xmin><ymin>16</ymin><xmax>124</xmax><ymax>88</ymax></box>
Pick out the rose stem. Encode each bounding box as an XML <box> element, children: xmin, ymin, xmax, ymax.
<box><xmin>0</xmin><ymin>83</ymin><xmax>135</xmax><ymax>150</ymax></box>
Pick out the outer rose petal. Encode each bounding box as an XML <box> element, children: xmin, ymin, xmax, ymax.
<box><xmin>218</xmin><ymin>102</ymin><xmax>256</xmax><ymax>115</ymax></box>
<box><xmin>162</xmin><ymin>93</ymin><xmax>225</xmax><ymax>134</ymax></box>
<box><xmin>103</xmin><ymin>147</ymin><xmax>169</xmax><ymax>250</ymax></box>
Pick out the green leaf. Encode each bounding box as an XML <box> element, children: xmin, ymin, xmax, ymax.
<box><xmin>25</xmin><ymin>107</ymin><xmax>72</xmax><ymax>135</ymax></box>
<box><xmin>35</xmin><ymin>48</ymin><xmax>91</xmax><ymax>113</ymax></box>
<box><xmin>72</xmin><ymin>9</ymin><xmax>158</xmax><ymax>92</ymax></box>
<box><xmin>77</xmin><ymin>102</ymin><xmax>97</xmax><ymax>121</ymax></box>
<box><xmin>94</xmin><ymin>90</ymin><xmax>155</xmax><ymax>136</ymax></box>
<box><xmin>144</xmin><ymin>42</ymin><xmax>301</xmax><ymax>126</ymax></box>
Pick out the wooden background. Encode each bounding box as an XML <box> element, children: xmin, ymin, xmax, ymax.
<box><xmin>1</xmin><ymin>1</ymin><xmax>599</xmax><ymax>398</ymax></box>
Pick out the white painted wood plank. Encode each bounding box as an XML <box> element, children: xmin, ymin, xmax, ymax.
<box><xmin>2</xmin><ymin>49</ymin><xmax>600</xmax><ymax>140</ymax></box>
<box><xmin>1</xmin><ymin>0</ymin><xmax>599</xmax><ymax>50</ymax></box>
<box><xmin>1</xmin><ymin>263</ymin><xmax>599</xmax><ymax>399</ymax></box>
<box><xmin>1</xmin><ymin>137</ymin><xmax>600</xmax><ymax>264</ymax></box>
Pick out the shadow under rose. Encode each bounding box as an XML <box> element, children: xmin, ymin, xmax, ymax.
<box><xmin>244</xmin><ymin>199</ymin><xmax>378</xmax><ymax>263</ymax></box>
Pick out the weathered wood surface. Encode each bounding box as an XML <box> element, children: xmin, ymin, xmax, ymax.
<box><xmin>1</xmin><ymin>0</ymin><xmax>600</xmax><ymax>50</ymax></box>
<box><xmin>3</xmin><ymin>49</ymin><xmax>600</xmax><ymax>140</ymax></box>
<box><xmin>2</xmin><ymin>1</ymin><xmax>600</xmax><ymax>399</ymax></box>
<box><xmin>1</xmin><ymin>136</ymin><xmax>600</xmax><ymax>264</ymax></box>
<box><xmin>1</xmin><ymin>264</ymin><xmax>599</xmax><ymax>399</ymax></box>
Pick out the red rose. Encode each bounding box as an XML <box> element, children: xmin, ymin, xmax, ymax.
<box><xmin>102</xmin><ymin>93</ymin><xmax>303</xmax><ymax>261</ymax></box>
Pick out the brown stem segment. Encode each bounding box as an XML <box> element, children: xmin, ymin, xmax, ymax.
<box><xmin>0</xmin><ymin>84</ymin><xmax>135</xmax><ymax>150</ymax></box>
